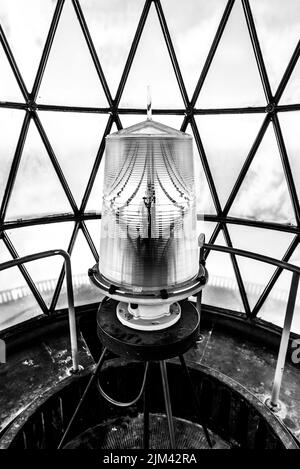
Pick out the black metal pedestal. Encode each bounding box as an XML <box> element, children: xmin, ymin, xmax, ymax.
<box><xmin>58</xmin><ymin>298</ymin><xmax>212</xmax><ymax>449</ymax></box>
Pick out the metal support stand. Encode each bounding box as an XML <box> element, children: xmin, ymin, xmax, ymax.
<box><xmin>58</xmin><ymin>299</ymin><xmax>212</xmax><ymax>449</ymax></box>
<box><xmin>160</xmin><ymin>360</ymin><xmax>176</xmax><ymax>449</ymax></box>
<box><xmin>143</xmin><ymin>364</ymin><xmax>150</xmax><ymax>449</ymax></box>
<box><xmin>58</xmin><ymin>347</ymin><xmax>107</xmax><ymax>449</ymax></box>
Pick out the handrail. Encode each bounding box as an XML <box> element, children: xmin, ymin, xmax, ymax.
<box><xmin>204</xmin><ymin>243</ymin><xmax>300</xmax><ymax>275</ymax></box>
<box><xmin>202</xmin><ymin>241</ymin><xmax>300</xmax><ymax>412</ymax></box>
<box><xmin>0</xmin><ymin>249</ymin><xmax>79</xmax><ymax>372</ymax></box>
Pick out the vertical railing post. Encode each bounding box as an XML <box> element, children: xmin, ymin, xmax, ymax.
<box><xmin>196</xmin><ymin>233</ymin><xmax>206</xmax><ymax>340</ymax></box>
<box><xmin>266</xmin><ymin>272</ymin><xmax>299</xmax><ymax>411</ymax></box>
<box><xmin>64</xmin><ymin>253</ymin><xmax>79</xmax><ymax>373</ymax></box>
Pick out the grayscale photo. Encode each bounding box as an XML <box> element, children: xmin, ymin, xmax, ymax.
<box><xmin>0</xmin><ymin>0</ymin><xmax>300</xmax><ymax>457</ymax></box>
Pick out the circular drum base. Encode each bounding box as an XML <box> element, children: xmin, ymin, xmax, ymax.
<box><xmin>116</xmin><ymin>301</ymin><xmax>181</xmax><ymax>331</ymax></box>
<box><xmin>64</xmin><ymin>413</ymin><xmax>230</xmax><ymax>450</ymax></box>
<box><xmin>97</xmin><ymin>299</ymin><xmax>200</xmax><ymax>361</ymax></box>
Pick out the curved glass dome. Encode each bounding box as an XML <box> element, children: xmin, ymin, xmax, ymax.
<box><xmin>0</xmin><ymin>0</ymin><xmax>300</xmax><ymax>334</ymax></box>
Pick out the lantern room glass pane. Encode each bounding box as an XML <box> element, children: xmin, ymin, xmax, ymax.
<box><xmin>7</xmin><ymin>223</ymin><xmax>73</xmax><ymax>308</ymax></box>
<box><xmin>250</xmin><ymin>0</ymin><xmax>300</xmax><ymax>95</ymax></box>
<box><xmin>0</xmin><ymin>109</ymin><xmax>25</xmax><ymax>204</ymax></box>
<box><xmin>81</xmin><ymin>0</ymin><xmax>144</xmax><ymax>97</ymax></box>
<box><xmin>229</xmin><ymin>225</ymin><xmax>295</xmax><ymax>311</ymax></box>
<box><xmin>196</xmin><ymin>114</ymin><xmax>264</xmax><ymax>208</ymax></box>
<box><xmin>119</xmin><ymin>4</ymin><xmax>184</xmax><ymax>109</ymax></box>
<box><xmin>202</xmin><ymin>230</ymin><xmax>244</xmax><ymax>313</ymax></box>
<box><xmin>0</xmin><ymin>0</ymin><xmax>56</xmax><ymax>90</ymax></box>
<box><xmin>257</xmin><ymin>270</ymin><xmax>291</xmax><ymax>329</ymax></box>
<box><xmin>0</xmin><ymin>239</ymin><xmax>42</xmax><ymax>331</ymax></box>
<box><xmin>161</xmin><ymin>0</ymin><xmax>227</xmax><ymax>99</ymax></box>
<box><xmin>229</xmin><ymin>124</ymin><xmax>295</xmax><ymax>224</ymax></box>
<box><xmin>38</xmin><ymin>111</ymin><xmax>108</xmax><ymax>207</ymax></box>
<box><xmin>37</xmin><ymin>0</ymin><xmax>108</xmax><ymax>107</ymax></box>
<box><xmin>196</xmin><ymin>0</ymin><xmax>266</xmax><ymax>108</ymax></box>
<box><xmin>0</xmin><ymin>41</ymin><xmax>24</xmax><ymax>102</ymax></box>
<box><xmin>6</xmin><ymin>119</ymin><xmax>72</xmax><ymax>221</ymax></box>
<box><xmin>258</xmin><ymin>269</ymin><xmax>300</xmax><ymax>334</ymax></box>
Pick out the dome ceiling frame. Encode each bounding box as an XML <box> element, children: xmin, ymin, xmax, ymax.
<box><xmin>0</xmin><ymin>0</ymin><xmax>300</xmax><ymax>323</ymax></box>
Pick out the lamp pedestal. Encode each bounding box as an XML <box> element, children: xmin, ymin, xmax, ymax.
<box><xmin>116</xmin><ymin>301</ymin><xmax>181</xmax><ymax>331</ymax></box>
<box><xmin>58</xmin><ymin>298</ymin><xmax>213</xmax><ymax>449</ymax></box>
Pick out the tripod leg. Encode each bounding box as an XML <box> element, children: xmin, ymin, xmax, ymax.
<box><xmin>160</xmin><ymin>360</ymin><xmax>176</xmax><ymax>449</ymax></box>
<box><xmin>143</xmin><ymin>362</ymin><xmax>150</xmax><ymax>449</ymax></box>
<box><xmin>58</xmin><ymin>347</ymin><xmax>107</xmax><ymax>449</ymax></box>
<box><xmin>179</xmin><ymin>354</ymin><xmax>213</xmax><ymax>448</ymax></box>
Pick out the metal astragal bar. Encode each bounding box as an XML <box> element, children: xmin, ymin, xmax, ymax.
<box><xmin>50</xmin><ymin>222</ymin><xmax>80</xmax><ymax>311</ymax></box>
<box><xmin>242</xmin><ymin>0</ymin><xmax>272</xmax><ymax>103</ymax></box>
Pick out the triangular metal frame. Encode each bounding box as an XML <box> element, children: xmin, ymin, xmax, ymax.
<box><xmin>0</xmin><ymin>0</ymin><xmax>299</xmax><ymax>319</ymax></box>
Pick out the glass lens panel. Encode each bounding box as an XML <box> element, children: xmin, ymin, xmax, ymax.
<box><xmin>81</xmin><ymin>0</ymin><xmax>144</xmax><ymax>97</ymax></box>
<box><xmin>229</xmin><ymin>123</ymin><xmax>295</xmax><ymax>224</ymax></box>
<box><xmin>196</xmin><ymin>114</ymin><xmax>264</xmax><ymax>208</ymax></box>
<box><xmin>0</xmin><ymin>0</ymin><xmax>56</xmax><ymax>90</ymax></box>
<box><xmin>202</xmin><ymin>230</ymin><xmax>244</xmax><ymax>312</ymax></box>
<box><xmin>99</xmin><ymin>121</ymin><xmax>198</xmax><ymax>289</ymax></box>
<box><xmin>37</xmin><ymin>0</ymin><xmax>108</xmax><ymax>107</ymax></box>
<box><xmin>119</xmin><ymin>4</ymin><xmax>184</xmax><ymax>109</ymax></box>
<box><xmin>250</xmin><ymin>0</ymin><xmax>300</xmax><ymax>94</ymax></box>
<box><xmin>0</xmin><ymin>239</ymin><xmax>41</xmax><ymax>330</ymax></box>
<box><xmin>6</xmin><ymin>119</ymin><xmax>72</xmax><ymax>220</ymax></box>
<box><xmin>7</xmin><ymin>223</ymin><xmax>73</xmax><ymax>307</ymax></box>
<box><xmin>196</xmin><ymin>0</ymin><xmax>266</xmax><ymax>108</ymax></box>
<box><xmin>39</xmin><ymin>111</ymin><xmax>108</xmax><ymax>206</ymax></box>
<box><xmin>229</xmin><ymin>224</ymin><xmax>294</xmax><ymax>310</ymax></box>
<box><xmin>0</xmin><ymin>109</ymin><xmax>24</xmax><ymax>203</ymax></box>
<box><xmin>120</xmin><ymin>119</ymin><xmax>216</xmax><ymax>218</ymax></box>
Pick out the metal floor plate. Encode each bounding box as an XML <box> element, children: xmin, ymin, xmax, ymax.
<box><xmin>64</xmin><ymin>413</ymin><xmax>231</xmax><ymax>449</ymax></box>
